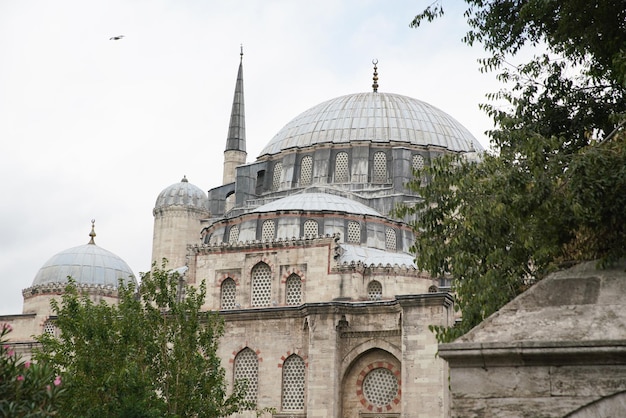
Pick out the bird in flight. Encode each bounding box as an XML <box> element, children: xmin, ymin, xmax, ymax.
<box><xmin>109</xmin><ymin>35</ymin><xmax>125</xmax><ymax>40</ymax></box>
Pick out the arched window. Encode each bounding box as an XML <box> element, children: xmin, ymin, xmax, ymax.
<box><xmin>303</xmin><ymin>219</ymin><xmax>318</xmax><ymax>237</ymax></box>
<box><xmin>412</xmin><ymin>154</ymin><xmax>425</xmax><ymax>172</ymax></box>
<box><xmin>385</xmin><ymin>228</ymin><xmax>397</xmax><ymax>251</ymax></box>
<box><xmin>285</xmin><ymin>274</ymin><xmax>302</xmax><ymax>306</ymax></box>
<box><xmin>221</xmin><ymin>278</ymin><xmax>236</xmax><ymax>310</ymax></box>
<box><xmin>234</xmin><ymin>348</ymin><xmax>258</xmax><ymax>406</ymax></box>
<box><xmin>251</xmin><ymin>262</ymin><xmax>272</xmax><ymax>307</ymax></box>
<box><xmin>367</xmin><ymin>280</ymin><xmax>382</xmax><ymax>300</ymax></box>
<box><xmin>281</xmin><ymin>354</ymin><xmax>306</xmax><ymax>411</ymax></box>
<box><xmin>261</xmin><ymin>220</ymin><xmax>275</xmax><ymax>241</ymax></box>
<box><xmin>347</xmin><ymin>221</ymin><xmax>361</xmax><ymax>243</ymax></box>
<box><xmin>228</xmin><ymin>225</ymin><xmax>240</xmax><ymax>244</ymax></box>
<box><xmin>300</xmin><ymin>156</ymin><xmax>313</xmax><ymax>186</ymax></box>
<box><xmin>272</xmin><ymin>162</ymin><xmax>283</xmax><ymax>191</ymax></box>
<box><xmin>43</xmin><ymin>320</ymin><xmax>56</xmax><ymax>336</ymax></box>
<box><xmin>334</xmin><ymin>152</ymin><xmax>349</xmax><ymax>183</ymax></box>
<box><xmin>373</xmin><ymin>151</ymin><xmax>387</xmax><ymax>183</ymax></box>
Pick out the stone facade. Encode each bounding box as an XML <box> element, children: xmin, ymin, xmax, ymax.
<box><xmin>439</xmin><ymin>260</ymin><xmax>626</xmax><ymax>418</ymax></box>
<box><xmin>2</xmin><ymin>59</ymin><xmax>484</xmax><ymax>417</ymax></box>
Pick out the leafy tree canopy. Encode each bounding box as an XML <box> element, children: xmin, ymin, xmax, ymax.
<box><xmin>1</xmin><ymin>324</ymin><xmax>65</xmax><ymax>417</ymax></box>
<box><xmin>403</xmin><ymin>1</ymin><xmax>626</xmax><ymax>342</ymax></box>
<box><xmin>35</xmin><ymin>263</ymin><xmax>250</xmax><ymax>418</ymax></box>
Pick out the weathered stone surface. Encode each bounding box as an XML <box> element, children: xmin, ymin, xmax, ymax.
<box><xmin>440</xmin><ymin>260</ymin><xmax>626</xmax><ymax>418</ymax></box>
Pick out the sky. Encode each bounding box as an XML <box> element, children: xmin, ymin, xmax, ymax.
<box><xmin>0</xmin><ymin>0</ymin><xmax>503</xmax><ymax>315</ymax></box>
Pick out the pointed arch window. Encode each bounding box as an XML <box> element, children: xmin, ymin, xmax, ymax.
<box><xmin>385</xmin><ymin>228</ymin><xmax>397</xmax><ymax>251</ymax></box>
<box><xmin>261</xmin><ymin>220</ymin><xmax>275</xmax><ymax>241</ymax></box>
<box><xmin>221</xmin><ymin>278</ymin><xmax>236</xmax><ymax>310</ymax></box>
<box><xmin>281</xmin><ymin>354</ymin><xmax>306</xmax><ymax>411</ymax></box>
<box><xmin>251</xmin><ymin>262</ymin><xmax>272</xmax><ymax>307</ymax></box>
<box><xmin>228</xmin><ymin>225</ymin><xmax>240</xmax><ymax>244</ymax></box>
<box><xmin>300</xmin><ymin>155</ymin><xmax>313</xmax><ymax>186</ymax></box>
<box><xmin>285</xmin><ymin>274</ymin><xmax>302</xmax><ymax>306</ymax></box>
<box><xmin>234</xmin><ymin>348</ymin><xmax>258</xmax><ymax>406</ymax></box>
<box><xmin>272</xmin><ymin>162</ymin><xmax>283</xmax><ymax>191</ymax></box>
<box><xmin>335</xmin><ymin>152</ymin><xmax>349</xmax><ymax>183</ymax></box>
<box><xmin>373</xmin><ymin>151</ymin><xmax>387</xmax><ymax>183</ymax></box>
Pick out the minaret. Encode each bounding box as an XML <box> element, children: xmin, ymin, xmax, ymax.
<box><xmin>222</xmin><ymin>46</ymin><xmax>247</xmax><ymax>185</ymax></box>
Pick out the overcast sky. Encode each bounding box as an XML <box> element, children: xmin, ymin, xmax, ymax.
<box><xmin>0</xmin><ymin>0</ymin><xmax>504</xmax><ymax>315</ymax></box>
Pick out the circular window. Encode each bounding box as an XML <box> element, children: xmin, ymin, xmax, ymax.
<box><xmin>362</xmin><ymin>367</ymin><xmax>399</xmax><ymax>407</ymax></box>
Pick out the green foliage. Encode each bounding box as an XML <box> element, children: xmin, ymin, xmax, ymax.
<box><xmin>35</xmin><ymin>262</ymin><xmax>250</xmax><ymax>417</ymax></box>
<box><xmin>0</xmin><ymin>324</ymin><xmax>65</xmax><ymax>417</ymax></box>
<box><xmin>406</xmin><ymin>1</ymin><xmax>626</xmax><ymax>341</ymax></box>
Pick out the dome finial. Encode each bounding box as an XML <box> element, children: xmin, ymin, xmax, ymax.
<box><xmin>181</xmin><ymin>175</ymin><xmax>188</xmax><ymax>183</ymax></box>
<box><xmin>88</xmin><ymin>219</ymin><xmax>96</xmax><ymax>245</ymax></box>
<box><xmin>372</xmin><ymin>59</ymin><xmax>379</xmax><ymax>93</ymax></box>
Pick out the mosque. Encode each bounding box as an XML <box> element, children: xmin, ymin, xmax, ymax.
<box><xmin>2</xmin><ymin>52</ymin><xmax>484</xmax><ymax>418</ymax></box>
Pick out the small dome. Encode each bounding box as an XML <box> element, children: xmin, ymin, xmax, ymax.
<box><xmin>259</xmin><ymin>92</ymin><xmax>483</xmax><ymax>157</ymax></box>
<box><xmin>32</xmin><ymin>243</ymin><xmax>136</xmax><ymax>288</ymax></box>
<box><xmin>251</xmin><ymin>192</ymin><xmax>381</xmax><ymax>216</ymax></box>
<box><xmin>154</xmin><ymin>176</ymin><xmax>208</xmax><ymax>211</ymax></box>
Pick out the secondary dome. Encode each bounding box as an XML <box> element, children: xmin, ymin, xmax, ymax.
<box><xmin>251</xmin><ymin>192</ymin><xmax>381</xmax><ymax>217</ymax></box>
<box><xmin>31</xmin><ymin>224</ymin><xmax>136</xmax><ymax>288</ymax></box>
<box><xmin>154</xmin><ymin>176</ymin><xmax>208</xmax><ymax>211</ymax></box>
<box><xmin>259</xmin><ymin>92</ymin><xmax>483</xmax><ymax>157</ymax></box>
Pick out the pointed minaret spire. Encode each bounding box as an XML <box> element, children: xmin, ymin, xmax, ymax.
<box><xmin>222</xmin><ymin>46</ymin><xmax>248</xmax><ymax>185</ymax></box>
<box><xmin>225</xmin><ymin>45</ymin><xmax>246</xmax><ymax>153</ymax></box>
<box><xmin>88</xmin><ymin>219</ymin><xmax>96</xmax><ymax>245</ymax></box>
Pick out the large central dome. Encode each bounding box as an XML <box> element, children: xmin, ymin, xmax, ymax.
<box><xmin>259</xmin><ymin>92</ymin><xmax>482</xmax><ymax>157</ymax></box>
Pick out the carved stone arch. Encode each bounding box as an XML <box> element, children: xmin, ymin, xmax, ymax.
<box><xmin>340</xmin><ymin>339</ymin><xmax>402</xmax><ymax>379</ymax></box>
<box><xmin>340</xmin><ymin>343</ymin><xmax>402</xmax><ymax>417</ymax></box>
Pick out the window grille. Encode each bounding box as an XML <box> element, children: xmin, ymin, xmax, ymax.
<box><xmin>347</xmin><ymin>221</ymin><xmax>361</xmax><ymax>243</ymax></box>
<box><xmin>251</xmin><ymin>263</ymin><xmax>272</xmax><ymax>307</ymax></box>
<box><xmin>285</xmin><ymin>274</ymin><xmax>302</xmax><ymax>305</ymax></box>
<box><xmin>43</xmin><ymin>320</ymin><xmax>56</xmax><ymax>336</ymax></box>
<box><xmin>221</xmin><ymin>278</ymin><xmax>236</xmax><ymax>310</ymax></box>
<box><xmin>335</xmin><ymin>152</ymin><xmax>349</xmax><ymax>182</ymax></box>
<box><xmin>300</xmin><ymin>156</ymin><xmax>313</xmax><ymax>186</ymax></box>
<box><xmin>367</xmin><ymin>281</ymin><xmax>382</xmax><ymax>300</ymax></box>
<box><xmin>234</xmin><ymin>348</ymin><xmax>258</xmax><ymax>406</ymax></box>
<box><xmin>385</xmin><ymin>228</ymin><xmax>397</xmax><ymax>251</ymax></box>
<box><xmin>228</xmin><ymin>225</ymin><xmax>240</xmax><ymax>244</ymax></box>
<box><xmin>303</xmin><ymin>219</ymin><xmax>318</xmax><ymax>237</ymax></box>
<box><xmin>282</xmin><ymin>354</ymin><xmax>306</xmax><ymax>411</ymax></box>
<box><xmin>412</xmin><ymin>154</ymin><xmax>425</xmax><ymax>171</ymax></box>
<box><xmin>363</xmin><ymin>367</ymin><xmax>399</xmax><ymax>407</ymax></box>
<box><xmin>373</xmin><ymin>151</ymin><xmax>387</xmax><ymax>183</ymax></box>
<box><xmin>261</xmin><ymin>220</ymin><xmax>275</xmax><ymax>241</ymax></box>
<box><xmin>272</xmin><ymin>162</ymin><xmax>283</xmax><ymax>191</ymax></box>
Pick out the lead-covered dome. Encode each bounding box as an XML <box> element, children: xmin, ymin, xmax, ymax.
<box><xmin>259</xmin><ymin>92</ymin><xmax>483</xmax><ymax>157</ymax></box>
<box><xmin>32</xmin><ymin>243</ymin><xmax>136</xmax><ymax>288</ymax></box>
<box><xmin>154</xmin><ymin>176</ymin><xmax>208</xmax><ymax>211</ymax></box>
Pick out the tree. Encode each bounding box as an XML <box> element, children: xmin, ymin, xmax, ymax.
<box><xmin>35</xmin><ymin>263</ymin><xmax>250</xmax><ymax>417</ymax></box>
<box><xmin>402</xmin><ymin>1</ymin><xmax>626</xmax><ymax>341</ymax></box>
<box><xmin>0</xmin><ymin>324</ymin><xmax>65</xmax><ymax>417</ymax></box>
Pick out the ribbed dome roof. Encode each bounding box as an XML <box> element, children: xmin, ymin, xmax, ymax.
<box><xmin>259</xmin><ymin>92</ymin><xmax>482</xmax><ymax>157</ymax></box>
<box><xmin>251</xmin><ymin>192</ymin><xmax>381</xmax><ymax>216</ymax></box>
<box><xmin>155</xmin><ymin>176</ymin><xmax>208</xmax><ymax>211</ymax></box>
<box><xmin>32</xmin><ymin>243</ymin><xmax>136</xmax><ymax>288</ymax></box>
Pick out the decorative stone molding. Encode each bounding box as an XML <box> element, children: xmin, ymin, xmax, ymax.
<box><xmin>23</xmin><ymin>282</ymin><xmax>120</xmax><ymax>299</ymax></box>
